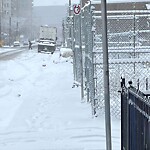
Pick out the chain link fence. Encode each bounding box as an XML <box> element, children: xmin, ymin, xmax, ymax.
<box><xmin>63</xmin><ymin>1</ymin><xmax>150</xmax><ymax>119</ymax></box>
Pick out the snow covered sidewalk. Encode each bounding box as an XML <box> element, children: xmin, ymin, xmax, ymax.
<box><xmin>0</xmin><ymin>50</ymin><xmax>120</xmax><ymax>150</ymax></box>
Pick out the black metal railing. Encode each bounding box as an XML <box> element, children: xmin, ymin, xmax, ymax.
<box><xmin>121</xmin><ymin>78</ymin><xmax>150</xmax><ymax>150</ymax></box>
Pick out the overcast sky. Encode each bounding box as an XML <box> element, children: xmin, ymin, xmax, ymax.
<box><xmin>34</xmin><ymin>0</ymin><xmax>80</xmax><ymax>6</ymax></box>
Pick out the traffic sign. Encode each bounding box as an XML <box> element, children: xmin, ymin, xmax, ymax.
<box><xmin>73</xmin><ymin>4</ymin><xmax>81</xmax><ymax>15</ymax></box>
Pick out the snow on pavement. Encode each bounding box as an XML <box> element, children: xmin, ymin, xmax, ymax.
<box><xmin>0</xmin><ymin>49</ymin><xmax>120</xmax><ymax>150</ymax></box>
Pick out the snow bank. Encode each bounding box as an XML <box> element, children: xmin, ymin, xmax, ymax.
<box><xmin>0</xmin><ymin>48</ymin><xmax>16</xmax><ymax>53</ymax></box>
<box><xmin>60</xmin><ymin>47</ymin><xmax>73</xmax><ymax>58</ymax></box>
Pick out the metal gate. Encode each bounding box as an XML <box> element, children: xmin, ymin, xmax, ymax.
<box><xmin>121</xmin><ymin>78</ymin><xmax>150</xmax><ymax>150</ymax></box>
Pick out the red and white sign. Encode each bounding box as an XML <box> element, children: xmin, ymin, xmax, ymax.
<box><xmin>73</xmin><ymin>4</ymin><xmax>81</xmax><ymax>15</ymax></box>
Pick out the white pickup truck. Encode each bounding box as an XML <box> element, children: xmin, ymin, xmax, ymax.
<box><xmin>38</xmin><ymin>26</ymin><xmax>57</xmax><ymax>53</ymax></box>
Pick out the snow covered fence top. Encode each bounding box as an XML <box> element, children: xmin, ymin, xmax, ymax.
<box><xmin>93</xmin><ymin>48</ymin><xmax>150</xmax><ymax>53</ymax></box>
<box><xmin>91</xmin><ymin>0</ymin><xmax>150</xmax><ymax>4</ymax></box>
<box><xmin>93</xmin><ymin>57</ymin><xmax>150</xmax><ymax>64</ymax></box>
<box><xmin>82</xmin><ymin>0</ymin><xmax>149</xmax><ymax>11</ymax></box>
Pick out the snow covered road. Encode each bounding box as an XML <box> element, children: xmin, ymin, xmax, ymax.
<box><xmin>0</xmin><ymin>47</ymin><xmax>29</xmax><ymax>61</ymax></box>
<box><xmin>0</xmin><ymin>49</ymin><xmax>120</xmax><ymax>150</ymax></box>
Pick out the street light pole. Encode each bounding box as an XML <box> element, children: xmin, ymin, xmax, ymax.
<box><xmin>101</xmin><ymin>0</ymin><xmax>112</xmax><ymax>150</ymax></box>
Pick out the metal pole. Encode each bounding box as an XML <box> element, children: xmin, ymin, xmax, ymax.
<box><xmin>0</xmin><ymin>0</ymin><xmax>2</xmax><ymax>43</ymax></box>
<box><xmin>62</xmin><ymin>20</ymin><xmax>65</xmax><ymax>47</ymax></box>
<box><xmin>101</xmin><ymin>0</ymin><xmax>112</xmax><ymax>150</ymax></box>
<box><xmin>16</xmin><ymin>0</ymin><xmax>20</xmax><ymax>41</ymax></box>
<box><xmin>69</xmin><ymin>0</ymin><xmax>71</xmax><ymax>16</ymax></box>
<box><xmin>9</xmin><ymin>16</ymin><xmax>11</xmax><ymax>46</ymax></box>
<box><xmin>90</xmin><ymin>4</ymin><xmax>96</xmax><ymax>115</ymax></box>
<box><xmin>68</xmin><ymin>0</ymin><xmax>71</xmax><ymax>48</ymax></box>
<box><xmin>30</xmin><ymin>5</ymin><xmax>33</xmax><ymax>40</ymax></box>
<box><xmin>71</xmin><ymin>15</ymin><xmax>76</xmax><ymax>81</ymax></box>
<box><xmin>79</xmin><ymin>0</ymin><xmax>84</xmax><ymax>100</ymax></box>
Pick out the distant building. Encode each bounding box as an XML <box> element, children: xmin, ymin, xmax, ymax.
<box><xmin>0</xmin><ymin>0</ymin><xmax>33</xmax><ymax>44</ymax></box>
<box><xmin>17</xmin><ymin>0</ymin><xmax>33</xmax><ymax>18</ymax></box>
<box><xmin>1</xmin><ymin>0</ymin><xmax>33</xmax><ymax>18</ymax></box>
<box><xmin>1</xmin><ymin>0</ymin><xmax>16</xmax><ymax>43</ymax></box>
<box><xmin>2</xmin><ymin>0</ymin><xmax>11</xmax><ymax>17</ymax></box>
